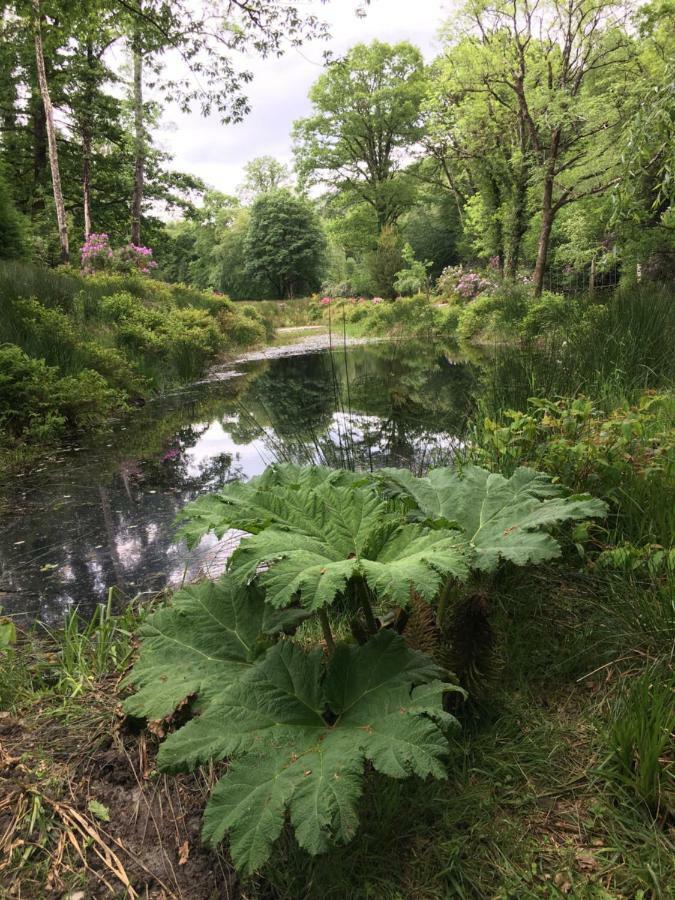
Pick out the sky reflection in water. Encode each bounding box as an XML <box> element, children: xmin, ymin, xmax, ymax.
<box><xmin>0</xmin><ymin>342</ymin><xmax>478</xmax><ymax>623</ymax></box>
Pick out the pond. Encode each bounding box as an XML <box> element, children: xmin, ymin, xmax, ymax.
<box><xmin>0</xmin><ymin>339</ymin><xmax>480</xmax><ymax>624</ymax></box>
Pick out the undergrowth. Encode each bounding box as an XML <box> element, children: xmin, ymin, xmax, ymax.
<box><xmin>0</xmin><ymin>261</ymin><xmax>275</xmax><ymax>474</ymax></box>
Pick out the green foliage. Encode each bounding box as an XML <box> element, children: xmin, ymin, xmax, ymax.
<box><xmin>0</xmin><ymin>171</ymin><xmax>28</xmax><ymax>259</ymax></box>
<box><xmin>123</xmin><ymin>577</ymin><xmax>306</xmax><ymax>721</ymax></box>
<box><xmin>180</xmin><ymin>467</ymin><xmax>470</xmax><ymax>611</ymax></box>
<box><xmin>0</xmin><ymin>344</ymin><xmax>124</xmax><ymax>443</ymax></box>
<box><xmin>379</xmin><ymin>465</ymin><xmax>607</xmax><ymax>572</ymax></box>
<box><xmin>393</xmin><ymin>243</ymin><xmax>433</xmax><ymax>297</ymax></box>
<box><xmin>367</xmin><ymin>225</ymin><xmax>404</xmax><ymax>298</ymax></box>
<box><xmin>160</xmin><ymin>631</ymin><xmax>458</xmax><ymax>874</ymax></box>
<box><xmin>457</xmin><ymin>284</ymin><xmax>530</xmax><ymax>342</ymax></box>
<box><xmin>243</xmin><ymin>189</ymin><xmax>326</xmax><ymax>299</ymax></box>
<box><xmin>473</xmin><ymin>392</ymin><xmax>674</xmax><ymax>546</ymax></box>
<box><xmin>606</xmin><ymin>664</ymin><xmax>675</xmax><ymax>812</ymax></box>
<box><xmin>126</xmin><ymin>460</ymin><xmax>609</xmax><ymax>874</ymax></box>
<box><xmin>0</xmin><ymin>261</ymin><xmax>272</xmax><ymax>467</ymax></box>
<box><xmin>294</xmin><ymin>41</ymin><xmax>425</xmax><ymax>230</ymax></box>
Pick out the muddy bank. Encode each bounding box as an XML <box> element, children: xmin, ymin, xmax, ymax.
<box><xmin>210</xmin><ymin>330</ymin><xmax>383</xmax><ymax>371</ymax></box>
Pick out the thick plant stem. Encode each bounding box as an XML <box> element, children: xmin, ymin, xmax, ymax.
<box><xmin>436</xmin><ymin>578</ymin><xmax>455</xmax><ymax>627</ymax></box>
<box><xmin>318</xmin><ymin>608</ymin><xmax>336</xmax><ymax>655</ymax></box>
<box><xmin>357</xmin><ymin>579</ymin><xmax>378</xmax><ymax>634</ymax></box>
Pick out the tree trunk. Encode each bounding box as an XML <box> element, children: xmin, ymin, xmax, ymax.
<box><xmin>505</xmin><ymin>157</ymin><xmax>528</xmax><ymax>278</ymax></box>
<box><xmin>130</xmin><ymin>11</ymin><xmax>144</xmax><ymax>246</ymax></box>
<box><xmin>532</xmin><ymin>204</ymin><xmax>553</xmax><ymax>297</ymax></box>
<box><xmin>30</xmin><ymin>85</ymin><xmax>47</xmax><ymax>213</ymax></box>
<box><xmin>82</xmin><ymin>39</ymin><xmax>94</xmax><ymax>238</ymax></box>
<box><xmin>33</xmin><ymin>0</ymin><xmax>69</xmax><ymax>263</ymax></box>
<box><xmin>532</xmin><ymin>130</ymin><xmax>561</xmax><ymax>297</ymax></box>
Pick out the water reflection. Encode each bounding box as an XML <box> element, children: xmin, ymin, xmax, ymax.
<box><xmin>0</xmin><ymin>342</ymin><xmax>478</xmax><ymax>623</ymax></box>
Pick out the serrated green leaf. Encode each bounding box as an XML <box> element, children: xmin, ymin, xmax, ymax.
<box><xmin>123</xmin><ymin>577</ymin><xmax>305</xmax><ymax>720</ymax></box>
<box><xmin>87</xmin><ymin>799</ymin><xmax>110</xmax><ymax>822</ymax></box>
<box><xmin>177</xmin><ymin>464</ymin><xmax>366</xmax><ymax>548</ymax></box>
<box><xmin>227</xmin><ymin>481</ymin><xmax>469</xmax><ymax>610</ymax></box>
<box><xmin>159</xmin><ymin>631</ymin><xmax>458</xmax><ymax>874</ymax></box>
<box><xmin>380</xmin><ymin>465</ymin><xmax>607</xmax><ymax>571</ymax></box>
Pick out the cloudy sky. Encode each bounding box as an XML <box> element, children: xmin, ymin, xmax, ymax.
<box><xmin>155</xmin><ymin>0</ymin><xmax>453</xmax><ymax>196</ymax></box>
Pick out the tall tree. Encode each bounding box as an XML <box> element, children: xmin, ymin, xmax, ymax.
<box><xmin>32</xmin><ymin>0</ymin><xmax>68</xmax><ymax>262</ymax></box>
<box><xmin>130</xmin><ymin>2</ymin><xmax>144</xmax><ymax>244</ymax></box>
<box><xmin>294</xmin><ymin>41</ymin><xmax>427</xmax><ymax>230</ymax></box>
<box><xmin>238</xmin><ymin>155</ymin><xmax>291</xmax><ymax>201</ymax></box>
<box><xmin>454</xmin><ymin>0</ymin><xmax>636</xmax><ymax>294</ymax></box>
<box><xmin>243</xmin><ymin>189</ymin><xmax>326</xmax><ymax>298</ymax></box>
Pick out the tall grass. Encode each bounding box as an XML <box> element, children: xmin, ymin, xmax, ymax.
<box><xmin>478</xmin><ymin>283</ymin><xmax>674</xmax><ymax>413</ymax></box>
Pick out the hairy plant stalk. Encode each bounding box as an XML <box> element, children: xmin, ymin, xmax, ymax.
<box><xmin>356</xmin><ymin>579</ymin><xmax>378</xmax><ymax>634</ymax></box>
<box><xmin>436</xmin><ymin>578</ymin><xmax>455</xmax><ymax>627</ymax></box>
<box><xmin>318</xmin><ymin>608</ymin><xmax>336</xmax><ymax>654</ymax></box>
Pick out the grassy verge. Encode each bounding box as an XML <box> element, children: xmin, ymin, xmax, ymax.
<box><xmin>2</xmin><ymin>561</ymin><xmax>672</xmax><ymax>898</ymax></box>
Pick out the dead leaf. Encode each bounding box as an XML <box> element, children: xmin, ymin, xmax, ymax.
<box><xmin>178</xmin><ymin>839</ymin><xmax>189</xmax><ymax>866</ymax></box>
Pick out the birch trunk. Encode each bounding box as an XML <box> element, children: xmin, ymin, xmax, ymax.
<box><xmin>33</xmin><ymin>0</ymin><xmax>69</xmax><ymax>263</ymax></box>
<box><xmin>130</xmin><ymin>11</ymin><xmax>144</xmax><ymax>245</ymax></box>
<box><xmin>82</xmin><ymin>39</ymin><xmax>94</xmax><ymax>238</ymax></box>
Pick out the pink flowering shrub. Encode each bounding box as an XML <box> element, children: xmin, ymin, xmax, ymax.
<box><xmin>116</xmin><ymin>243</ymin><xmax>159</xmax><ymax>275</ymax></box>
<box><xmin>318</xmin><ymin>296</ymin><xmax>332</xmax><ymax>306</ymax></box>
<box><xmin>80</xmin><ymin>233</ymin><xmax>113</xmax><ymax>274</ymax></box>
<box><xmin>79</xmin><ymin>235</ymin><xmax>158</xmax><ymax>276</ymax></box>
<box><xmin>371</xmin><ymin>296</ymin><xmax>384</xmax><ymax>304</ymax></box>
<box><xmin>436</xmin><ymin>265</ymin><xmax>493</xmax><ymax>301</ymax></box>
<box><xmin>456</xmin><ymin>272</ymin><xmax>492</xmax><ymax>299</ymax></box>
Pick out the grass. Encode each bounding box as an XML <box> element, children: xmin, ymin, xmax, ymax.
<box><xmin>2</xmin><ymin>280</ymin><xmax>673</xmax><ymax>897</ymax></box>
<box><xmin>2</xmin><ymin>564</ymin><xmax>672</xmax><ymax>898</ymax></box>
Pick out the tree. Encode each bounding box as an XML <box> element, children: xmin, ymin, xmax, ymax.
<box><xmin>454</xmin><ymin>0</ymin><xmax>636</xmax><ymax>294</ymax></box>
<box><xmin>239</xmin><ymin>155</ymin><xmax>291</xmax><ymax>201</ymax></box>
<box><xmin>32</xmin><ymin>0</ymin><xmax>69</xmax><ymax>262</ymax></box>
<box><xmin>0</xmin><ymin>172</ymin><xmax>28</xmax><ymax>258</ymax></box>
<box><xmin>294</xmin><ymin>41</ymin><xmax>426</xmax><ymax>231</ymax></box>
<box><xmin>243</xmin><ymin>189</ymin><xmax>326</xmax><ymax>298</ymax></box>
<box><xmin>367</xmin><ymin>225</ymin><xmax>404</xmax><ymax>298</ymax></box>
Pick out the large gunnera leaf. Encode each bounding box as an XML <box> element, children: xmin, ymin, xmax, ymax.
<box><xmin>177</xmin><ymin>463</ymin><xmax>366</xmax><ymax>548</ymax></box>
<box><xmin>123</xmin><ymin>577</ymin><xmax>305</xmax><ymax>720</ymax></box>
<box><xmin>227</xmin><ymin>480</ymin><xmax>470</xmax><ymax>610</ymax></box>
<box><xmin>156</xmin><ymin>629</ymin><xmax>462</xmax><ymax>874</ymax></box>
<box><xmin>380</xmin><ymin>465</ymin><xmax>607</xmax><ymax>571</ymax></box>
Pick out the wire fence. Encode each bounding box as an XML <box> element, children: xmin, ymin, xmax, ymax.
<box><xmin>542</xmin><ymin>261</ymin><xmax>620</xmax><ymax>296</ymax></box>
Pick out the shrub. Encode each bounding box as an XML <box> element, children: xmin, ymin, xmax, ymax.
<box><xmin>239</xmin><ymin>303</ymin><xmax>276</xmax><ymax>342</ymax></box>
<box><xmin>519</xmin><ymin>291</ymin><xmax>571</xmax><ymax>339</ymax></box>
<box><xmin>0</xmin><ymin>345</ymin><xmax>124</xmax><ymax>442</ymax></box>
<box><xmin>80</xmin><ymin>233</ymin><xmax>114</xmax><ymax>274</ymax></box>
<box><xmin>217</xmin><ymin>308</ymin><xmax>267</xmax><ymax>347</ymax></box>
<box><xmin>457</xmin><ymin>284</ymin><xmax>529</xmax><ymax>342</ymax></box>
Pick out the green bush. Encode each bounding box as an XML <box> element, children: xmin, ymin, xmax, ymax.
<box><xmin>457</xmin><ymin>284</ymin><xmax>529</xmax><ymax>342</ymax></box>
<box><xmin>239</xmin><ymin>303</ymin><xmax>276</xmax><ymax>342</ymax></box>
<box><xmin>0</xmin><ymin>345</ymin><xmax>124</xmax><ymax>443</ymax></box>
<box><xmin>217</xmin><ymin>308</ymin><xmax>267</xmax><ymax>348</ymax></box>
<box><xmin>519</xmin><ymin>291</ymin><xmax>571</xmax><ymax>338</ymax></box>
<box><xmin>0</xmin><ymin>261</ymin><xmax>274</xmax><ymax>469</ymax></box>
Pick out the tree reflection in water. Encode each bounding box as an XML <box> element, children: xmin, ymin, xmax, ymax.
<box><xmin>0</xmin><ymin>342</ymin><xmax>478</xmax><ymax>623</ymax></box>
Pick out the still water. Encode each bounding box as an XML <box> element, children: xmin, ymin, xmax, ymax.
<box><xmin>0</xmin><ymin>340</ymin><xmax>478</xmax><ymax>623</ymax></box>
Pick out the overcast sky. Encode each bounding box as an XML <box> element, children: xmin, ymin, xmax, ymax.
<box><xmin>155</xmin><ymin>0</ymin><xmax>453</xmax><ymax>196</ymax></box>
